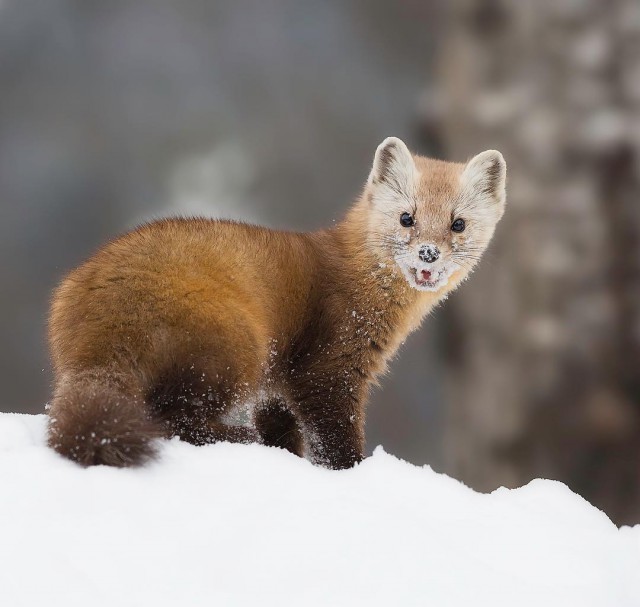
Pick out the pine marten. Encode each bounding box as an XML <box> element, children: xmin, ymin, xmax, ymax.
<box><xmin>47</xmin><ymin>137</ymin><xmax>506</xmax><ymax>469</ymax></box>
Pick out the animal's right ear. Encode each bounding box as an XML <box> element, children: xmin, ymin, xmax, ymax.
<box><xmin>368</xmin><ymin>137</ymin><xmax>416</xmax><ymax>194</ymax></box>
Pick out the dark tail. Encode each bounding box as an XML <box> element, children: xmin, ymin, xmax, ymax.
<box><xmin>47</xmin><ymin>369</ymin><xmax>162</xmax><ymax>467</ymax></box>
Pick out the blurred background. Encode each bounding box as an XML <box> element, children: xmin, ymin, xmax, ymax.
<box><xmin>1</xmin><ymin>0</ymin><xmax>639</xmax><ymax>525</ymax></box>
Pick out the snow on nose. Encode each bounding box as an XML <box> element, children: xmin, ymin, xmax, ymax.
<box><xmin>419</xmin><ymin>244</ymin><xmax>440</xmax><ymax>264</ymax></box>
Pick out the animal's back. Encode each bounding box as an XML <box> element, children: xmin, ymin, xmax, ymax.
<box><xmin>47</xmin><ymin>217</ymin><xmax>317</xmax><ymax>465</ymax></box>
<box><xmin>50</xmin><ymin>217</ymin><xmax>313</xmax><ymax>376</ymax></box>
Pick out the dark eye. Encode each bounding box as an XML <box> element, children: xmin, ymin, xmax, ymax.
<box><xmin>451</xmin><ymin>218</ymin><xmax>465</xmax><ymax>233</ymax></box>
<box><xmin>400</xmin><ymin>212</ymin><xmax>415</xmax><ymax>228</ymax></box>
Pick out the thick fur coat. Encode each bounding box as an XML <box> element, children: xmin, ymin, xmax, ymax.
<box><xmin>47</xmin><ymin>137</ymin><xmax>506</xmax><ymax>469</ymax></box>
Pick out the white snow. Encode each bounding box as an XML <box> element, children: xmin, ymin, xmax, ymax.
<box><xmin>1</xmin><ymin>413</ymin><xmax>638</xmax><ymax>607</ymax></box>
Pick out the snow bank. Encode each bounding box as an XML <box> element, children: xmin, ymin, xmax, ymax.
<box><xmin>1</xmin><ymin>413</ymin><xmax>638</xmax><ymax>607</ymax></box>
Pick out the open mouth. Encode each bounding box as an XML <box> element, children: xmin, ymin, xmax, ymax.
<box><xmin>412</xmin><ymin>268</ymin><xmax>440</xmax><ymax>289</ymax></box>
<box><xmin>402</xmin><ymin>266</ymin><xmax>453</xmax><ymax>292</ymax></box>
<box><xmin>394</xmin><ymin>255</ymin><xmax>456</xmax><ymax>292</ymax></box>
<box><xmin>416</xmin><ymin>269</ymin><xmax>433</xmax><ymax>285</ymax></box>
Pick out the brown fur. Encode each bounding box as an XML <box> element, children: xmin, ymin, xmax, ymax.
<box><xmin>47</xmin><ymin>139</ymin><xmax>505</xmax><ymax>469</ymax></box>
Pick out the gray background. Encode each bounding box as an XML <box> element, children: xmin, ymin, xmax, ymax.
<box><xmin>0</xmin><ymin>0</ymin><xmax>446</xmax><ymax>467</ymax></box>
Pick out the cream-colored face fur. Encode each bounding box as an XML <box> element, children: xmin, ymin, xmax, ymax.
<box><xmin>366</xmin><ymin>137</ymin><xmax>506</xmax><ymax>292</ymax></box>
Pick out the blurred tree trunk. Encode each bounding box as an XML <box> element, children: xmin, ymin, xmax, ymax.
<box><xmin>425</xmin><ymin>0</ymin><xmax>640</xmax><ymax>524</ymax></box>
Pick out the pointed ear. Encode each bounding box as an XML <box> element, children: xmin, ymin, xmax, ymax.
<box><xmin>462</xmin><ymin>150</ymin><xmax>506</xmax><ymax>209</ymax></box>
<box><xmin>368</xmin><ymin>137</ymin><xmax>416</xmax><ymax>192</ymax></box>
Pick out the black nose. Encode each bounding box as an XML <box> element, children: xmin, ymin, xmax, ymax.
<box><xmin>419</xmin><ymin>244</ymin><xmax>440</xmax><ymax>263</ymax></box>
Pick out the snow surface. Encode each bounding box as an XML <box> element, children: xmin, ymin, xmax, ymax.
<box><xmin>1</xmin><ymin>413</ymin><xmax>638</xmax><ymax>607</ymax></box>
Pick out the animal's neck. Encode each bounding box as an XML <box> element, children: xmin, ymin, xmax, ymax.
<box><xmin>322</xmin><ymin>197</ymin><xmax>437</xmax><ymax>360</ymax></box>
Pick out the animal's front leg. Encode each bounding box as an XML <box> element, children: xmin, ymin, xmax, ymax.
<box><xmin>295</xmin><ymin>389</ymin><xmax>365</xmax><ymax>470</ymax></box>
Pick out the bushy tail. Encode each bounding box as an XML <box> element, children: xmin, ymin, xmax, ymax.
<box><xmin>47</xmin><ymin>369</ymin><xmax>162</xmax><ymax>467</ymax></box>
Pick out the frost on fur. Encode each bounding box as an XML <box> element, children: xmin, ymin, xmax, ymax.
<box><xmin>364</xmin><ymin>137</ymin><xmax>507</xmax><ymax>294</ymax></box>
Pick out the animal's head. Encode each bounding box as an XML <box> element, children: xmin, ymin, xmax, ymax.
<box><xmin>364</xmin><ymin>136</ymin><xmax>506</xmax><ymax>292</ymax></box>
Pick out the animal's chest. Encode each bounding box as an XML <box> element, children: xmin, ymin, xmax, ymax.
<box><xmin>328</xmin><ymin>311</ymin><xmax>397</xmax><ymax>379</ymax></box>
